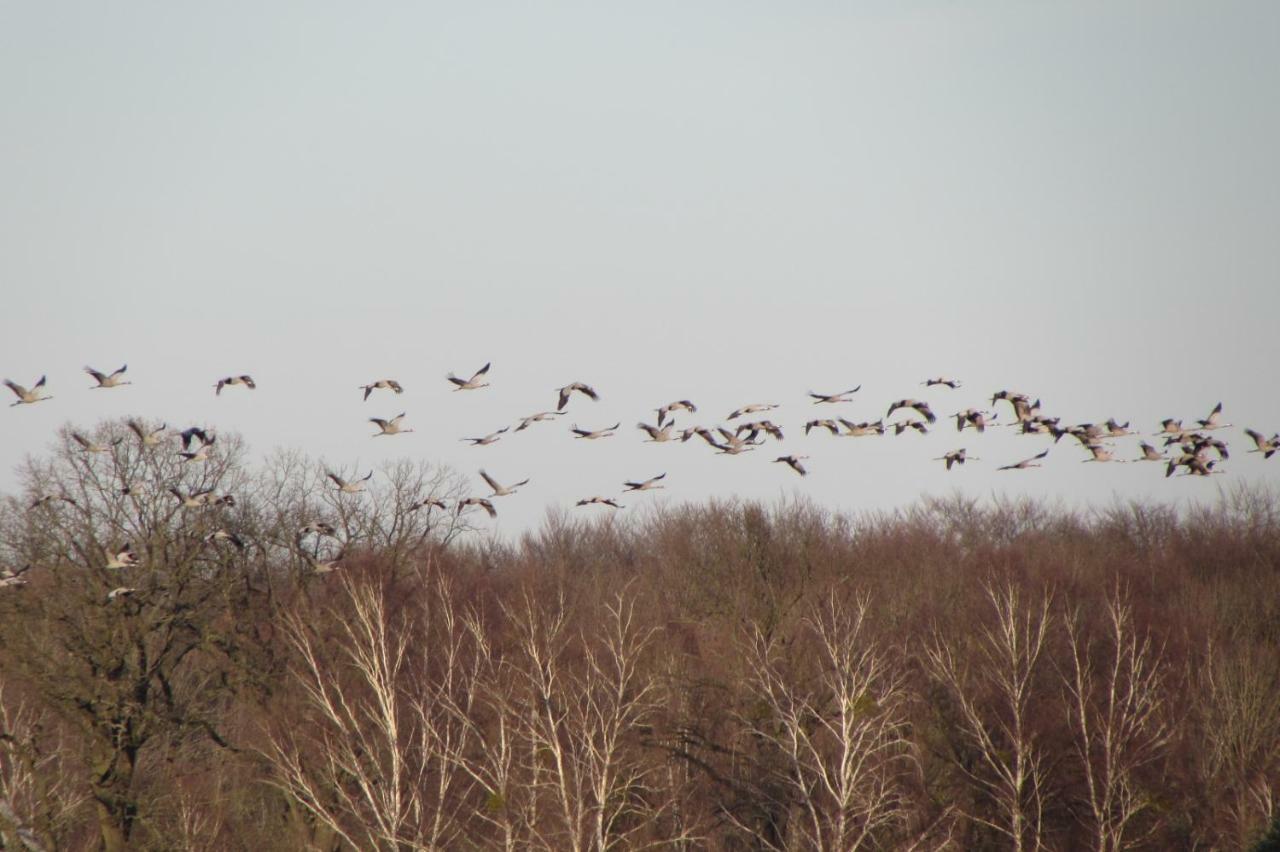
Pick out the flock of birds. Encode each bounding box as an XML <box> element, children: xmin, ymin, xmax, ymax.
<box><xmin>2</xmin><ymin>363</ymin><xmax>1278</xmax><ymax>595</ymax></box>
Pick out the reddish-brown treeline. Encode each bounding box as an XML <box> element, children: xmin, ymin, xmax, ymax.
<box><xmin>1</xmin><ymin>422</ymin><xmax>1279</xmax><ymax>850</ymax></box>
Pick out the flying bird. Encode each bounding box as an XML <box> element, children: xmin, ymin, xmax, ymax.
<box><xmin>327</xmin><ymin>471</ymin><xmax>373</xmax><ymax>493</ymax></box>
<box><xmin>637</xmin><ymin>422</ymin><xmax>677</xmax><ymax>442</ymax></box>
<box><xmin>178</xmin><ymin>426</ymin><xmax>214</xmax><ymax>451</ymax></box>
<box><xmin>808</xmin><ymin>387</ymin><xmax>861</xmax><ymax>404</ymax></box>
<box><xmin>105</xmin><ymin>546</ymin><xmax>139</xmax><ymax>570</ymax></box>
<box><xmin>214</xmin><ymin>375</ymin><xmax>256</xmax><ymax>395</ymax></box>
<box><xmin>0</xmin><ymin>564</ymin><xmax>31</xmax><ymax>589</ymax></box>
<box><xmin>107</xmin><ymin>587</ymin><xmax>137</xmax><ymax>602</ymax></box>
<box><xmin>359</xmin><ymin>379</ymin><xmax>403</xmax><ymax>401</ymax></box>
<box><xmin>1082</xmin><ymin>444</ymin><xmax>1123</xmax><ymax>463</ymax></box>
<box><xmin>1244</xmin><ymin>428</ymin><xmax>1279</xmax><ymax>459</ymax></box>
<box><xmin>886</xmin><ymin>399</ymin><xmax>937</xmax><ymax>423</ymax></box>
<box><xmin>370</xmin><ymin>413</ymin><xmax>414</xmax><ymax>436</ymax></box>
<box><xmin>953</xmin><ymin>409</ymin><xmax>993</xmax><ymax>433</ymax></box>
<box><xmin>893</xmin><ymin>420</ymin><xmax>929</xmax><ymax>436</ymax></box>
<box><xmin>516</xmin><ymin>411</ymin><xmax>565</xmax><ymax>431</ymax></box>
<box><xmin>298</xmin><ymin>521</ymin><xmax>338</xmax><ymax>538</ymax></box>
<box><xmin>935</xmin><ymin>449</ymin><xmax>978</xmax><ymax>471</ymax></box>
<box><xmin>447</xmin><ymin>362</ymin><xmax>491</xmax><ymax>391</ymax></box>
<box><xmin>656</xmin><ymin>400</ymin><xmax>697</xmax><ymax>427</ymax></box>
<box><xmin>556</xmin><ymin>382</ymin><xmax>599</xmax><ymax>411</ymax></box>
<box><xmin>309</xmin><ymin>552</ymin><xmax>345</xmax><ymax>574</ymax></box>
<box><xmin>4</xmin><ymin>376</ymin><xmax>52</xmax><ymax>406</ymax></box>
<box><xmin>727</xmin><ymin>404</ymin><xmax>779</xmax><ymax>420</ymax></box>
<box><xmin>71</xmin><ymin>432</ymin><xmax>122</xmax><ymax>454</ymax></box>
<box><xmin>622</xmin><ymin>473</ymin><xmax>666</xmax><ymax>492</ymax></box>
<box><xmin>773</xmin><ymin>455</ymin><xmax>809</xmax><ymax>476</ymax></box>
<box><xmin>204</xmin><ymin>529</ymin><xmax>246</xmax><ymax>549</ymax></box>
<box><xmin>998</xmin><ymin>449</ymin><xmax>1050</xmax><ymax>471</ymax></box>
<box><xmin>461</xmin><ymin>427</ymin><xmax>510</xmax><ymax>446</ymax></box>
<box><xmin>479</xmin><ymin>470</ymin><xmax>530</xmax><ymax>497</ymax></box>
<box><xmin>571</xmin><ymin>423</ymin><xmax>620</xmax><ymax>440</ymax></box>
<box><xmin>577</xmin><ymin>496</ymin><xmax>623</xmax><ymax>509</ymax></box>
<box><xmin>85</xmin><ymin>364</ymin><xmax>131</xmax><ymax>388</ymax></box>
<box><xmin>457</xmin><ymin>497</ymin><xmax>497</xmax><ymax>518</ymax></box>
<box><xmin>1197</xmin><ymin>402</ymin><xmax>1231</xmax><ymax>431</ymax></box>
<box><xmin>923</xmin><ymin>377</ymin><xmax>961</xmax><ymax>389</ymax></box>
<box><xmin>804</xmin><ymin>419</ymin><xmax>842</xmax><ymax>436</ymax></box>
<box><xmin>1135</xmin><ymin>442</ymin><xmax>1166</xmax><ymax>462</ymax></box>
<box><xmin>126</xmin><ymin>419</ymin><xmax>167</xmax><ymax>446</ymax></box>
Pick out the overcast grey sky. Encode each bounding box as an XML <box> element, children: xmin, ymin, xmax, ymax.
<box><xmin>2</xmin><ymin>1</ymin><xmax>1278</xmax><ymax>531</ymax></box>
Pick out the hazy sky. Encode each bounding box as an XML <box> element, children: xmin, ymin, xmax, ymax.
<box><xmin>2</xmin><ymin>2</ymin><xmax>1278</xmax><ymax>531</ymax></box>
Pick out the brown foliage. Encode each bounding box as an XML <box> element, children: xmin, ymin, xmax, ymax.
<box><xmin>2</xmin><ymin>420</ymin><xmax>1279</xmax><ymax>849</ymax></box>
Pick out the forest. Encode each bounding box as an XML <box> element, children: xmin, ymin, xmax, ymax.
<box><xmin>1</xmin><ymin>419</ymin><xmax>1278</xmax><ymax>851</ymax></box>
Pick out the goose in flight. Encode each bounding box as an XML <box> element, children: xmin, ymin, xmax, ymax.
<box><xmin>837</xmin><ymin>418</ymin><xmax>885</xmax><ymax>437</ymax></box>
<box><xmin>105</xmin><ymin>545</ymin><xmax>139</xmax><ymax>570</ymax></box>
<box><xmin>516</xmin><ymin>411</ymin><xmax>564</xmax><ymax>431</ymax></box>
<box><xmin>923</xmin><ymin>377</ymin><xmax>961</xmax><ymax>389</ymax></box>
<box><xmin>71</xmin><ymin>432</ymin><xmax>122</xmax><ymax>454</ymax></box>
<box><xmin>623</xmin><ymin>473</ymin><xmax>666</xmax><ymax>492</ymax></box>
<box><xmin>998</xmin><ymin>449</ymin><xmax>1050</xmax><ymax>471</ymax></box>
<box><xmin>214</xmin><ymin>375</ymin><xmax>256</xmax><ymax>395</ymax></box>
<box><xmin>773</xmin><ymin>455</ymin><xmax>809</xmax><ymax>476</ymax></box>
<box><xmin>953</xmin><ymin>409</ymin><xmax>993</xmax><ymax>433</ymax></box>
<box><xmin>1197</xmin><ymin>402</ymin><xmax>1231</xmax><ymax>431</ymax></box>
<box><xmin>178</xmin><ymin>426</ymin><xmax>214</xmax><ymax>451</ymax></box>
<box><xmin>327</xmin><ymin>471</ymin><xmax>373</xmax><ymax>493</ymax></box>
<box><xmin>85</xmin><ymin>364</ymin><xmax>131</xmax><ymax>388</ymax></box>
<box><xmin>728</xmin><ymin>403</ymin><xmax>779</xmax><ymax>421</ymax></box>
<box><xmin>407</xmin><ymin>497</ymin><xmax>449</xmax><ymax>513</ymax></box>
<box><xmin>703</xmin><ymin>427</ymin><xmax>759</xmax><ymax>455</ymax></box>
<box><xmin>556</xmin><ymin>382</ymin><xmax>599</xmax><ymax>411</ymax></box>
<box><xmin>0</xmin><ymin>564</ymin><xmax>31</xmax><ymax>589</ymax></box>
<box><xmin>4</xmin><ymin>376</ymin><xmax>52</xmax><ymax>406</ymax></box>
<box><xmin>571</xmin><ymin>423</ymin><xmax>620</xmax><ymax>440</ymax></box>
<box><xmin>805</xmin><ymin>419</ymin><xmax>841</xmax><ymax>436</ymax></box>
<box><xmin>736</xmin><ymin>420</ymin><xmax>784</xmax><ymax>441</ymax></box>
<box><xmin>298</xmin><ymin>521</ymin><xmax>338</xmax><ymax>538</ymax></box>
<box><xmin>892</xmin><ymin>419</ymin><xmax>928</xmax><ymax>436</ymax></box>
<box><xmin>887</xmin><ymin>399</ymin><xmax>937</xmax><ymax>424</ymax></box>
<box><xmin>1082</xmin><ymin>444</ymin><xmax>1123</xmax><ymax>463</ymax></box>
<box><xmin>447</xmin><ymin>362</ymin><xmax>491</xmax><ymax>391</ymax></box>
<box><xmin>309</xmin><ymin>551</ymin><xmax>345</xmax><ymax>574</ymax></box>
<box><xmin>169</xmin><ymin>488</ymin><xmax>233</xmax><ymax>508</ymax></box>
<box><xmin>457</xmin><ymin>496</ymin><xmax>497</xmax><ymax>518</ymax></box>
<box><xmin>1244</xmin><ymin>428</ymin><xmax>1279</xmax><ymax>459</ymax></box>
<box><xmin>1166</xmin><ymin>453</ymin><xmax>1219</xmax><ymax>478</ymax></box>
<box><xmin>992</xmin><ymin>391</ymin><xmax>1037</xmax><ymax>424</ymax></box>
<box><xmin>656</xmin><ymin>400</ymin><xmax>697</xmax><ymax>427</ymax></box>
<box><xmin>480</xmin><ymin>470</ymin><xmax>530</xmax><ymax>497</ymax></box>
<box><xmin>1175</xmin><ymin>433</ymin><xmax>1228</xmax><ymax>461</ymax></box>
<box><xmin>637</xmin><ymin>421</ymin><xmax>677</xmax><ymax>442</ymax></box>
<box><xmin>1104</xmin><ymin>419</ymin><xmax>1132</xmax><ymax>437</ymax></box>
<box><xmin>1135</xmin><ymin>442</ymin><xmax>1165</xmax><ymax>462</ymax></box>
<box><xmin>204</xmin><ymin>529</ymin><xmax>246</xmax><ymax>549</ymax></box>
<box><xmin>30</xmin><ymin>494</ymin><xmax>77</xmax><ymax>510</ymax></box>
<box><xmin>127</xmin><ymin>419</ymin><xmax>167</xmax><ymax>446</ymax></box>
<box><xmin>809</xmin><ymin>387</ymin><xmax>861</xmax><ymax>404</ymax></box>
<box><xmin>461</xmin><ymin>427</ymin><xmax>510</xmax><ymax>446</ymax></box>
<box><xmin>1157</xmin><ymin>418</ymin><xmax>1186</xmax><ymax>438</ymax></box>
<box><xmin>370</xmin><ymin>413</ymin><xmax>414</xmax><ymax>436</ymax></box>
<box><xmin>359</xmin><ymin>379</ymin><xmax>403</xmax><ymax>401</ymax></box>
<box><xmin>178</xmin><ymin>442</ymin><xmax>214</xmax><ymax>463</ymax></box>
<box><xmin>577</xmin><ymin>496</ymin><xmax>623</xmax><ymax>509</ymax></box>
<box><xmin>107</xmin><ymin>587</ymin><xmax>138</xmax><ymax>602</ymax></box>
<box><xmin>935</xmin><ymin>448</ymin><xmax>978</xmax><ymax>470</ymax></box>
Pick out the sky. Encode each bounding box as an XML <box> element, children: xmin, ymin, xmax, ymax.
<box><xmin>2</xmin><ymin>1</ymin><xmax>1278</xmax><ymax>533</ymax></box>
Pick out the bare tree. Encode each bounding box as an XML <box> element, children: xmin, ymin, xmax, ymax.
<box><xmin>924</xmin><ymin>583</ymin><xmax>1052</xmax><ymax>852</ymax></box>
<box><xmin>731</xmin><ymin>591</ymin><xmax>915</xmax><ymax>851</ymax></box>
<box><xmin>0</xmin><ymin>419</ymin><xmax>268</xmax><ymax>850</ymax></box>
<box><xmin>1061</xmin><ymin>587</ymin><xmax>1171</xmax><ymax>850</ymax></box>
<box><xmin>263</xmin><ymin>568</ymin><xmax>480</xmax><ymax>851</ymax></box>
<box><xmin>501</xmin><ymin>588</ymin><xmax>691</xmax><ymax>851</ymax></box>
